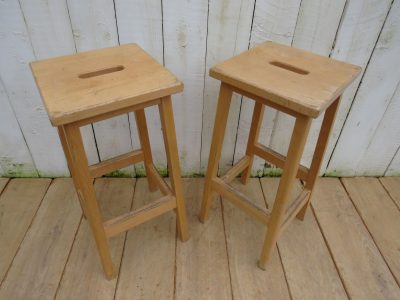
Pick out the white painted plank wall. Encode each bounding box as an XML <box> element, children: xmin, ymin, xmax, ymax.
<box><xmin>67</xmin><ymin>0</ymin><xmax>135</xmax><ymax>176</ymax></box>
<box><xmin>0</xmin><ymin>79</ymin><xmax>37</xmax><ymax>176</ymax></box>
<box><xmin>114</xmin><ymin>0</ymin><xmax>167</xmax><ymax>175</ymax></box>
<box><xmin>0</xmin><ymin>0</ymin><xmax>399</xmax><ymax>177</ymax></box>
<box><xmin>327</xmin><ymin>0</ymin><xmax>400</xmax><ymax>176</ymax></box>
<box><xmin>162</xmin><ymin>0</ymin><xmax>209</xmax><ymax>176</ymax></box>
<box><xmin>201</xmin><ymin>0</ymin><xmax>255</xmax><ymax>175</ymax></box>
<box><xmin>234</xmin><ymin>0</ymin><xmax>302</xmax><ymax>176</ymax></box>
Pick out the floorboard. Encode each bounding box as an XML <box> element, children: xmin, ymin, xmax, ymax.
<box><xmin>56</xmin><ymin>178</ymin><xmax>135</xmax><ymax>300</ymax></box>
<box><xmin>224</xmin><ymin>179</ymin><xmax>290</xmax><ymax>299</ymax></box>
<box><xmin>380</xmin><ymin>177</ymin><xmax>400</xmax><ymax>209</ymax></box>
<box><xmin>0</xmin><ymin>178</ymin><xmax>51</xmax><ymax>284</ymax></box>
<box><xmin>115</xmin><ymin>178</ymin><xmax>175</xmax><ymax>300</ymax></box>
<box><xmin>175</xmin><ymin>178</ymin><xmax>232</xmax><ymax>299</ymax></box>
<box><xmin>312</xmin><ymin>178</ymin><xmax>400</xmax><ymax>299</ymax></box>
<box><xmin>0</xmin><ymin>177</ymin><xmax>399</xmax><ymax>299</ymax></box>
<box><xmin>260</xmin><ymin>178</ymin><xmax>348</xmax><ymax>300</ymax></box>
<box><xmin>342</xmin><ymin>177</ymin><xmax>400</xmax><ymax>286</ymax></box>
<box><xmin>0</xmin><ymin>179</ymin><xmax>81</xmax><ymax>300</ymax></box>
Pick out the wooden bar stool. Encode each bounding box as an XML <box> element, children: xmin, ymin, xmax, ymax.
<box><xmin>30</xmin><ymin>44</ymin><xmax>189</xmax><ymax>279</ymax></box>
<box><xmin>199</xmin><ymin>42</ymin><xmax>361</xmax><ymax>269</ymax></box>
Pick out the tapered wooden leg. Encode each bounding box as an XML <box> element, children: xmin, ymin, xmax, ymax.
<box><xmin>259</xmin><ymin>115</ymin><xmax>312</xmax><ymax>269</ymax></box>
<box><xmin>241</xmin><ymin>101</ymin><xmax>265</xmax><ymax>184</ymax></box>
<box><xmin>296</xmin><ymin>97</ymin><xmax>341</xmax><ymax>220</ymax></box>
<box><xmin>58</xmin><ymin>126</ymin><xmax>87</xmax><ymax>219</ymax></box>
<box><xmin>199</xmin><ymin>83</ymin><xmax>233</xmax><ymax>223</ymax></box>
<box><xmin>62</xmin><ymin>123</ymin><xmax>115</xmax><ymax>279</ymax></box>
<box><xmin>159</xmin><ymin>96</ymin><xmax>189</xmax><ymax>241</ymax></box>
<box><xmin>134</xmin><ymin>109</ymin><xmax>157</xmax><ymax>192</ymax></box>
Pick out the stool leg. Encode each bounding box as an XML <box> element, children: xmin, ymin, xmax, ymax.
<box><xmin>241</xmin><ymin>101</ymin><xmax>265</xmax><ymax>184</ymax></box>
<box><xmin>159</xmin><ymin>96</ymin><xmax>189</xmax><ymax>241</ymax></box>
<box><xmin>199</xmin><ymin>83</ymin><xmax>233</xmax><ymax>222</ymax></box>
<box><xmin>134</xmin><ymin>109</ymin><xmax>157</xmax><ymax>192</ymax></box>
<box><xmin>296</xmin><ymin>97</ymin><xmax>340</xmax><ymax>220</ymax></box>
<box><xmin>259</xmin><ymin>115</ymin><xmax>311</xmax><ymax>269</ymax></box>
<box><xmin>58</xmin><ymin>126</ymin><xmax>88</xmax><ymax>219</ymax></box>
<box><xmin>62</xmin><ymin>124</ymin><xmax>115</xmax><ymax>279</ymax></box>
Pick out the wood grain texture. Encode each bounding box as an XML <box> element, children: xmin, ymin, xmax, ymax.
<box><xmin>0</xmin><ymin>178</ymin><xmax>50</xmax><ymax>283</ymax></box>
<box><xmin>260</xmin><ymin>178</ymin><xmax>347</xmax><ymax>300</ymax></box>
<box><xmin>223</xmin><ymin>179</ymin><xmax>290</xmax><ymax>299</ymax></box>
<box><xmin>312</xmin><ymin>178</ymin><xmax>400</xmax><ymax>299</ymax></box>
<box><xmin>115</xmin><ymin>179</ymin><xmax>175</xmax><ymax>300</ymax></box>
<box><xmin>176</xmin><ymin>178</ymin><xmax>232</xmax><ymax>299</ymax></box>
<box><xmin>380</xmin><ymin>176</ymin><xmax>400</xmax><ymax>208</ymax></box>
<box><xmin>200</xmin><ymin>0</ymin><xmax>255</xmax><ymax>174</ymax></box>
<box><xmin>234</xmin><ymin>0</ymin><xmax>302</xmax><ymax>176</ymax></box>
<box><xmin>342</xmin><ymin>177</ymin><xmax>400</xmax><ymax>284</ymax></box>
<box><xmin>0</xmin><ymin>179</ymin><xmax>81</xmax><ymax>300</ymax></box>
<box><xmin>115</xmin><ymin>0</ymin><xmax>167</xmax><ymax>172</ymax></box>
<box><xmin>162</xmin><ymin>0</ymin><xmax>208</xmax><ymax>175</ymax></box>
<box><xmin>56</xmin><ymin>178</ymin><xmax>134</xmax><ymax>300</ymax></box>
<box><xmin>328</xmin><ymin>1</ymin><xmax>400</xmax><ymax>176</ymax></box>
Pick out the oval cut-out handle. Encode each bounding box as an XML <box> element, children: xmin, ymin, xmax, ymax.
<box><xmin>269</xmin><ymin>61</ymin><xmax>309</xmax><ymax>75</ymax></box>
<box><xmin>79</xmin><ymin>65</ymin><xmax>125</xmax><ymax>79</ymax></box>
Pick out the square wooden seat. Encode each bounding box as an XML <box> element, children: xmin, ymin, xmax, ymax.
<box><xmin>210</xmin><ymin>42</ymin><xmax>361</xmax><ymax>117</ymax></box>
<box><xmin>31</xmin><ymin>44</ymin><xmax>183</xmax><ymax>126</ymax></box>
<box><xmin>31</xmin><ymin>44</ymin><xmax>189</xmax><ymax>279</ymax></box>
<box><xmin>200</xmin><ymin>42</ymin><xmax>361</xmax><ymax>269</ymax></box>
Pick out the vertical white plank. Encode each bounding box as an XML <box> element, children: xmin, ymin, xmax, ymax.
<box><xmin>67</xmin><ymin>0</ymin><xmax>135</xmax><ymax>176</ymax></box>
<box><xmin>0</xmin><ymin>0</ymin><xmax>69</xmax><ymax>176</ymax></box>
<box><xmin>0</xmin><ymin>79</ymin><xmax>37</xmax><ymax>177</ymax></box>
<box><xmin>200</xmin><ymin>0</ymin><xmax>255</xmax><ymax>175</ymax></box>
<box><xmin>233</xmin><ymin>0</ymin><xmax>302</xmax><ymax>176</ymax></box>
<box><xmin>385</xmin><ymin>147</ymin><xmax>400</xmax><ymax>176</ymax></box>
<box><xmin>321</xmin><ymin>0</ymin><xmax>393</xmax><ymax>174</ymax></box>
<box><xmin>114</xmin><ymin>0</ymin><xmax>167</xmax><ymax>176</ymax></box>
<box><xmin>19</xmin><ymin>0</ymin><xmax>99</xmax><ymax>166</ymax></box>
<box><xmin>162</xmin><ymin>0</ymin><xmax>209</xmax><ymax>175</ymax></box>
<box><xmin>327</xmin><ymin>0</ymin><xmax>400</xmax><ymax>176</ymax></box>
<box><xmin>268</xmin><ymin>0</ymin><xmax>346</xmax><ymax>168</ymax></box>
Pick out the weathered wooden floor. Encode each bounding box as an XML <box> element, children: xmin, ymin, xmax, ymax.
<box><xmin>0</xmin><ymin>177</ymin><xmax>399</xmax><ymax>299</ymax></box>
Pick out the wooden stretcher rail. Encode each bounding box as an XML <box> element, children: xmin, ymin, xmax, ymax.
<box><xmin>211</xmin><ymin>177</ymin><xmax>270</xmax><ymax>225</ymax></box>
<box><xmin>103</xmin><ymin>195</ymin><xmax>176</xmax><ymax>238</ymax></box>
<box><xmin>280</xmin><ymin>189</ymin><xmax>311</xmax><ymax>232</ymax></box>
<box><xmin>252</xmin><ymin>143</ymin><xmax>309</xmax><ymax>181</ymax></box>
<box><xmin>147</xmin><ymin>164</ymin><xmax>172</xmax><ymax>195</ymax></box>
<box><xmin>89</xmin><ymin>149</ymin><xmax>144</xmax><ymax>178</ymax></box>
<box><xmin>221</xmin><ymin>156</ymin><xmax>251</xmax><ymax>183</ymax></box>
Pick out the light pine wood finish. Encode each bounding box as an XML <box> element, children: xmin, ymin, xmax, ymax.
<box><xmin>30</xmin><ymin>44</ymin><xmax>183</xmax><ymax>126</ymax></box>
<box><xmin>211</xmin><ymin>42</ymin><xmax>361</xmax><ymax>118</ymax></box>
<box><xmin>30</xmin><ymin>45</ymin><xmax>189</xmax><ymax>279</ymax></box>
<box><xmin>200</xmin><ymin>42</ymin><xmax>361</xmax><ymax>270</ymax></box>
<box><xmin>0</xmin><ymin>178</ymin><xmax>400</xmax><ymax>298</ymax></box>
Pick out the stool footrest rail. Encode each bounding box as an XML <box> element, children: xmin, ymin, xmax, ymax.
<box><xmin>104</xmin><ymin>195</ymin><xmax>177</xmax><ymax>238</ymax></box>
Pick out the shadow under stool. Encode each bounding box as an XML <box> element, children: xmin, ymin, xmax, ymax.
<box><xmin>199</xmin><ymin>41</ymin><xmax>361</xmax><ymax>269</ymax></box>
<box><xmin>31</xmin><ymin>44</ymin><xmax>189</xmax><ymax>279</ymax></box>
